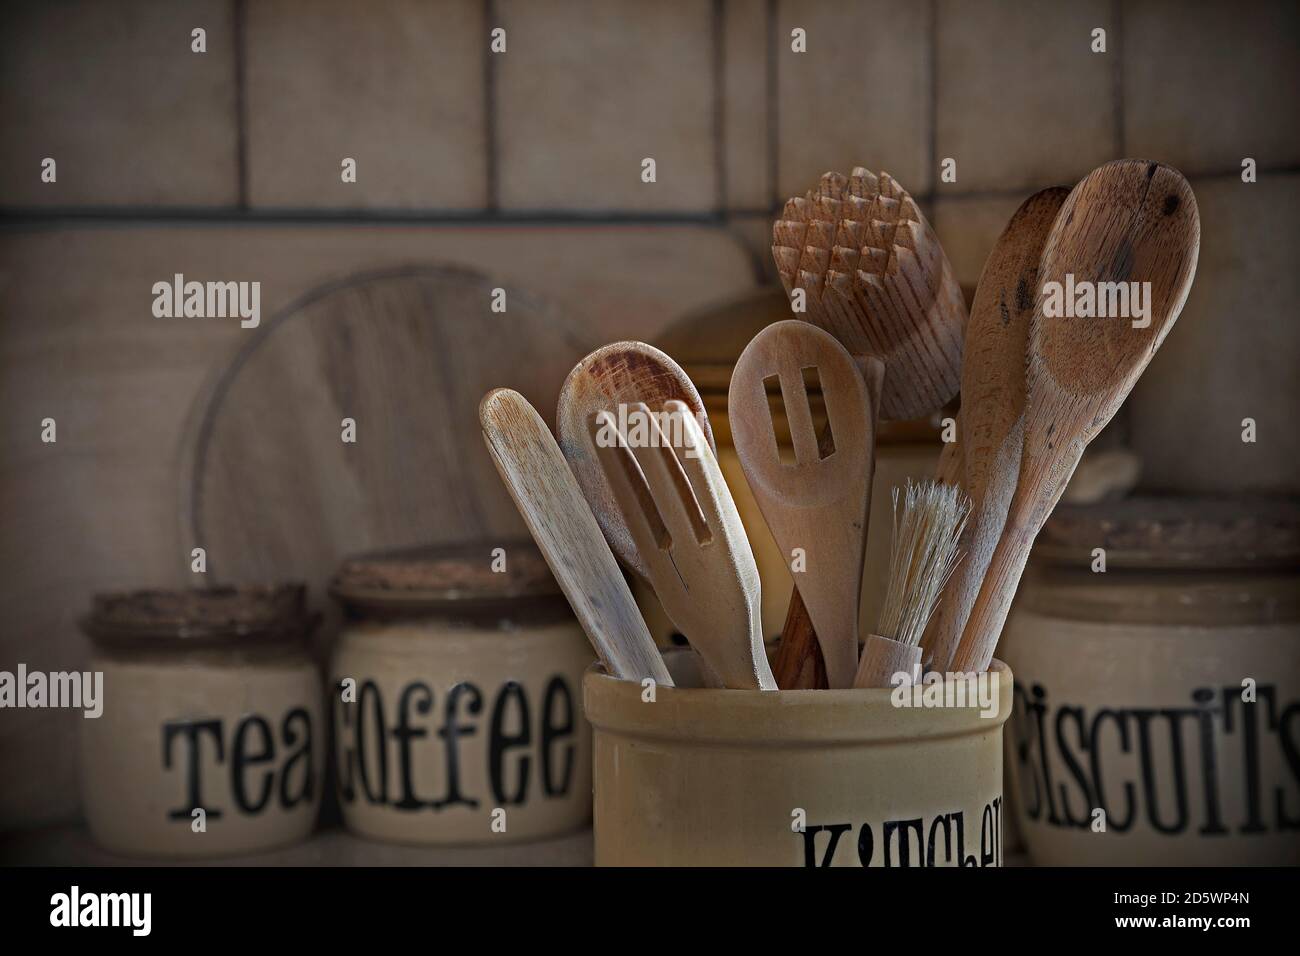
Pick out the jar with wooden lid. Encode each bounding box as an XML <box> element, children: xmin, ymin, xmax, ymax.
<box><xmin>79</xmin><ymin>585</ymin><xmax>323</xmax><ymax>859</ymax></box>
<box><xmin>1000</xmin><ymin>497</ymin><xmax>1300</xmax><ymax>865</ymax></box>
<box><xmin>328</xmin><ymin>540</ymin><xmax>593</xmax><ymax>846</ymax></box>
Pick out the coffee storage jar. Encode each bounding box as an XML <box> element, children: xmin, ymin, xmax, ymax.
<box><xmin>1000</xmin><ymin>497</ymin><xmax>1300</xmax><ymax>865</ymax></box>
<box><xmin>329</xmin><ymin>541</ymin><xmax>594</xmax><ymax>845</ymax></box>
<box><xmin>79</xmin><ymin>585</ymin><xmax>323</xmax><ymax>859</ymax></box>
<box><xmin>586</xmin><ymin>652</ymin><xmax>1013</xmax><ymax>866</ymax></box>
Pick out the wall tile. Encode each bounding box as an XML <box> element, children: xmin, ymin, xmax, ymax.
<box><xmin>1124</xmin><ymin>0</ymin><xmax>1300</xmax><ymax>175</ymax></box>
<box><xmin>930</xmin><ymin>194</ymin><xmax>1023</xmax><ymax>289</ymax></box>
<box><xmin>778</xmin><ymin>0</ymin><xmax>930</xmax><ymax>200</ymax></box>
<box><xmin>246</xmin><ymin>0</ymin><xmax>486</xmax><ymax>209</ymax></box>
<box><xmin>1128</xmin><ymin>175</ymin><xmax>1300</xmax><ymax>493</ymax></box>
<box><xmin>0</xmin><ymin>0</ymin><xmax>238</xmax><ymax>207</ymax></box>
<box><xmin>935</xmin><ymin>0</ymin><xmax>1115</xmax><ymax>193</ymax></box>
<box><xmin>724</xmin><ymin>0</ymin><xmax>770</xmax><ymax>209</ymax></box>
<box><xmin>497</xmin><ymin>0</ymin><xmax>715</xmax><ymax>211</ymax></box>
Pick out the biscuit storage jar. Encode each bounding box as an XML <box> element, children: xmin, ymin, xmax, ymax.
<box><xmin>329</xmin><ymin>540</ymin><xmax>594</xmax><ymax>845</ymax></box>
<box><xmin>79</xmin><ymin>585</ymin><xmax>323</xmax><ymax>859</ymax></box>
<box><xmin>1000</xmin><ymin>497</ymin><xmax>1300</xmax><ymax>865</ymax></box>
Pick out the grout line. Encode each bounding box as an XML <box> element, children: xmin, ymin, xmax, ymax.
<box><xmin>928</xmin><ymin>0</ymin><xmax>939</xmax><ymax>193</ymax></box>
<box><xmin>1112</xmin><ymin>0</ymin><xmax>1125</xmax><ymax>156</ymax></box>
<box><xmin>0</xmin><ymin>208</ymin><xmax>761</xmax><ymax>228</ymax></box>
<box><xmin>485</xmin><ymin>0</ymin><xmax>500</xmax><ymax>211</ymax></box>
<box><xmin>234</xmin><ymin>0</ymin><xmax>249</xmax><ymax>209</ymax></box>
<box><xmin>713</xmin><ymin>0</ymin><xmax>727</xmax><ymax>213</ymax></box>
<box><xmin>4</xmin><ymin>165</ymin><xmax>1291</xmax><ymax>230</ymax></box>
<box><xmin>766</xmin><ymin>0</ymin><xmax>779</xmax><ymax>207</ymax></box>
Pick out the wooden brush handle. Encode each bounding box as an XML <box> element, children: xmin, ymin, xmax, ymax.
<box><xmin>854</xmin><ymin>633</ymin><xmax>921</xmax><ymax>689</ymax></box>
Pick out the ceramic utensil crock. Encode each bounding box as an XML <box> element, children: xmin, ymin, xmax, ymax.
<box><xmin>1000</xmin><ymin>498</ymin><xmax>1300</xmax><ymax>865</ymax></box>
<box><xmin>585</xmin><ymin>657</ymin><xmax>1013</xmax><ymax>866</ymax></box>
<box><xmin>329</xmin><ymin>541</ymin><xmax>594</xmax><ymax>845</ymax></box>
<box><xmin>80</xmin><ymin>585</ymin><xmax>323</xmax><ymax>859</ymax></box>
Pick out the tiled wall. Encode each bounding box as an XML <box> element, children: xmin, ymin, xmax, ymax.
<box><xmin>1</xmin><ymin>0</ymin><xmax>1297</xmax><ymax>830</ymax></box>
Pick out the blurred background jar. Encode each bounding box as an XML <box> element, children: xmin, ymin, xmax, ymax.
<box><xmin>328</xmin><ymin>540</ymin><xmax>593</xmax><ymax>846</ymax></box>
<box><xmin>1000</xmin><ymin>497</ymin><xmax>1300</xmax><ymax>865</ymax></box>
<box><xmin>80</xmin><ymin>585</ymin><xmax>322</xmax><ymax>859</ymax></box>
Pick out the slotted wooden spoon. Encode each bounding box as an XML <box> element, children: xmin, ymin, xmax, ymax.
<box><xmin>590</xmin><ymin>401</ymin><xmax>776</xmax><ymax>690</ymax></box>
<box><xmin>480</xmin><ymin>388</ymin><xmax>672</xmax><ymax>686</ymax></box>
<box><xmin>921</xmin><ymin>186</ymin><xmax>1070</xmax><ymax>673</ymax></box>
<box><xmin>729</xmin><ymin>321</ymin><xmax>877</xmax><ymax>689</ymax></box>
<box><xmin>556</xmin><ymin>342</ymin><xmax>715</xmax><ymax>581</ymax></box>
<box><xmin>951</xmin><ymin>160</ymin><xmax>1200</xmax><ymax>673</ymax></box>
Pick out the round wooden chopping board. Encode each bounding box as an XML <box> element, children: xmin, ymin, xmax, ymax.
<box><xmin>180</xmin><ymin>265</ymin><xmax>593</xmax><ymax>589</ymax></box>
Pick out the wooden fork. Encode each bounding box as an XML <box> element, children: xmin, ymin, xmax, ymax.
<box><xmin>589</xmin><ymin>400</ymin><xmax>777</xmax><ymax>690</ymax></box>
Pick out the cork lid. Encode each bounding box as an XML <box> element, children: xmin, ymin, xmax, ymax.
<box><xmin>82</xmin><ymin>584</ymin><xmax>313</xmax><ymax>647</ymax></box>
<box><xmin>329</xmin><ymin>539</ymin><xmax>561</xmax><ymax>612</ymax></box>
<box><xmin>1034</xmin><ymin>496</ymin><xmax>1300</xmax><ymax>569</ymax></box>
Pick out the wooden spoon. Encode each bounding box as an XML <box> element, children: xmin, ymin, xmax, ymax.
<box><xmin>728</xmin><ymin>321</ymin><xmax>877</xmax><ymax>689</ymax></box>
<box><xmin>920</xmin><ymin>186</ymin><xmax>1070</xmax><ymax>673</ymax></box>
<box><xmin>590</xmin><ymin>400</ymin><xmax>776</xmax><ymax>690</ymax></box>
<box><xmin>772</xmin><ymin>168</ymin><xmax>967</xmax><ymax>686</ymax></box>
<box><xmin>951</xmin><ymin>160</ymin><xmax>1200</xmax><ymax>673</ymax></box>
<box><xmin>556</xmin><ymin>342</ymin><xmax>715</xmax><ymax>581</ymax></box>
<box><xmin>479</xmin><ymin>388</ymin><xmax>673</xmax><ymax>686</ymax></box>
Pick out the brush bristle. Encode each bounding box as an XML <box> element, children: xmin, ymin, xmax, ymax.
<box><xmin>875</xmin><ymin>479</ymin><xmax>970</xmax><ymax>648</ymax></box>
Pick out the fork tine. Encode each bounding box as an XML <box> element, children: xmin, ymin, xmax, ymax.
<box><xmin>662</xmin><ymin>401</ymin><xmax>732</xmax><ymax>539</ymax></box>
<box><xmin>588</xmin><ymin>410</ymin><xmax>671</xmax><ymax>552</ymax></box>
<box><xmin>625</xmin><ymin>402</ymin><xmax>711</xmax><ymax>546</ymax></box>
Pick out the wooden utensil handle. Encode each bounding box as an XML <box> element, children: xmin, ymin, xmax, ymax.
<box><xmin>771</xmin><ymin>416</ymin><xmax>838</xmax><ymax>689</ymax></box>
<box><xmin>854</xmin><ymin>633</ymin><xmax>922</xmax><ymax>689</ymax></box>
<box><xmin>772</xmin><ymin>585</ymin><xmax>827</xmax><ymax>689</ymax></box>
<box><xmin>772</xmin><ymin>354</ymin><xmax>883</xmax><ymax>690</ymax></box>
<box><xmin>950</xmin><ymin>439</ymin><xmax>1084</xmax><ymax>673</ymax></box>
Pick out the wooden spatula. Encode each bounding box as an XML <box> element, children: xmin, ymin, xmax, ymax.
<box><xmin>479</xmin><ymin>388</ymin><xmax>673</xmax><ymax>686</ymax></box>
<box><xmin>771</xmin><ymin>168</ymin><xmax>967</xmax><ymax>686</ymax></box>
<box><xmin>556</xmin><ymin>342</ymin><xmax>715</xmax><ymax>581</ymax></box>
<box><xmin>590</xmin><ymin>400</ymin><xmax>776</xmax><ymax>690</ymax></box>
<box><xmin>728</xmin><ymin>321</ymin><xmax>877</xmax><ymax>689</ymax></box>
<box><xmin>920</xmin><ymin>186</ymin><xmax>1070</xmax><ymax>673</ymax></box>
<box><xmin>951</xmin><ymin>160</ymin><xmax>1200</xmax><ymax>673</ymax></box>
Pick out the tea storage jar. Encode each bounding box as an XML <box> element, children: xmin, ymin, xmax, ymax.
<box><xmin>328</xmin><ymin>541</ymin><xmax>594</xmax><ymax>845</ymax></box>
<box><xmin>79</xmin><ymin>585</ymin><xmax>324</xmax><ymax>859</ymax></box>
<box><xmin>999</xmin><ymin>497</ymin><xmax>1300</xmax><ymax>866</ymax></box>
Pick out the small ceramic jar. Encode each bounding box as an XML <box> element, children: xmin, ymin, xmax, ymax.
<box><xmin>80</xmin><ymin>585</ymin><xmax>323</xmax><ymax>859</ymax></box>
<box><xmin>586</xmin><ymin>650</ymin><xmax>1013</xmax><ymax>866</ymax></box>
<box><xmin>328</xmin><ymin>541</ymin><xmax>594</xmax><ymax>845</ymax></box>
<box><xmin>1000</xmin><ymin>497</ymin><xmax>1300</xmax><ymax>865</ymax></box>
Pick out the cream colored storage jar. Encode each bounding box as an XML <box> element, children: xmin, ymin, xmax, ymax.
<box><xmin>329</xmin><ymin>541</ymin><xmax>594</xmax><ymax>846</ymax></box>
<box><xmin>80</xmin><ymin>586</ymin><xmax>323</xmax><ymax>859</ymax></box>
<box><xmin>585</xmin><ymin>651</ymin><xmax>1013</xmax><ymax>866</ymax></box>
<box><xmin>1001</xmin><ymin>497</ymin><xmax>1300</xmax><ymax>866</ymax></box>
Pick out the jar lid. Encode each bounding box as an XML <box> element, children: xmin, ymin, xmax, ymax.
<box><xmin>329</xmin><ymin>539</ymin><xmax>561</xmax><ymax>612</ymax></box>
<box><xmin>82</xmin><ymin>584</ymin><xmax>313</xmax><ymax>647</ymax></box>
<box><xmin>1034</xmin><ymin>496</ymin><xmax>1300</xmax><ymax>569</ymax></box>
